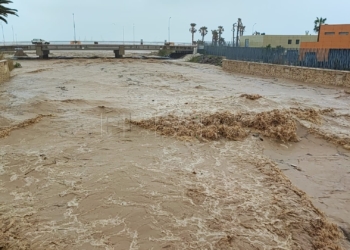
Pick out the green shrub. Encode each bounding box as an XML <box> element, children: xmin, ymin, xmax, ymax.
<box><xmin>158</xmin><ymin>49</ymin><xmax>172</xmax><ymax>57</ymax></box>
<box><xmin>188</xmin><ymin>55</ymin><xmax>223</xmax><ymax>66</ymax></box>
<box><xmin>188</xmin><ymin>56</ymin><xmax>202</xmax><ymax>63</ymax></box>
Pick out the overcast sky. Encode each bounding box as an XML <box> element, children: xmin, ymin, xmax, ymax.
<box><xmin>1</xmin><ymin>0</ymin><xmax>349</xmax><ymax>43</ymax></box>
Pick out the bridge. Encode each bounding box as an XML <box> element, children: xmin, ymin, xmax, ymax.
<box><xmin>0</xmin><ymin>44</ymin><xmax>196</xmax><ymax>59</ymax></box>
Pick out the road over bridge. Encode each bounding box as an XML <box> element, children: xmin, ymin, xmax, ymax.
<box><xmin>0</xmin><ymin>44</ymin><xmax>196</xmax><ymax>58</ymax></box>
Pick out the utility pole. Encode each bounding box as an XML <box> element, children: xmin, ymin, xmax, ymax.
<box><xmin>232</xmin><ymin>23</ymin><xmax>237</xmax><ymax>47</ymax></box>
<box><xmin>73</xmin><ymin>13</ymin><xmax>76</xmax><ymax>42</ymax></box>
<box><xmin>1</xmin><ymin>23</ymin><xmax>5</xmax><ymax>45</ymax></box>
<box><xmin>133</xmin><ymin>23</ymin><xmax>135</xmax><ymax>45</ymax></box>
<box><xmin>123</xmin><ymin>26</ymin><xmax>124</xmax><ymax>44</ymax></box>
<box><xmin>168</xmin><ymin>17</ymin><xmax>171</xmax><ymax>42</ymax></box>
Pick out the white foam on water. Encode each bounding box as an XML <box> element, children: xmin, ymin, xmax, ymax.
<box><xmin>0</xmin><ymin>164</ymin><xmax>5</xmax><ymax>175</ymax></box>
<box><xmin>67</xmin><ymin>197</ymin><xmax>79</xmax><ymax>207</ymax></box>
<box><xmin>24</xmin><ymin>176</ymin><xmax>39</xmax><ymax>187</ymax></box>
<box><xmin>129</xmin><ymin>230</ymin><xmax>139</xmax><ymax>250</ymax></box>
<box><xmin>10</xmin><ymin>173</ymin><xmax>18</xmax><ymax>182</ymax></box>
<box><xmin>91</xmin><ymin>216</ymin><xmax>125</xmax><ymax>228</ymax></box>
<box><xmin>10</xmin><ymin>191</ymin><xmax>33</xmax><ymax>201</ymax></box>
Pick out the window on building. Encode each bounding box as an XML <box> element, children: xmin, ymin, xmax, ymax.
<box><xmin>288</xmin><ymin>39</ymin><xmax>292</xmax><ymax>44</ymax></box>
<box><xmin>296</xmin><ymin>39</ymin><xmax>300</xmax><ymax>44</ymax></box>
<box><xmin>339</xmin><ymin>32</ymin><xmax>349</xmax><ymax>35</ymax></box>
<box><xmin>325</xmin><ymin>32</ymin><xmax>335</xmax><ymax>35</ymax></box>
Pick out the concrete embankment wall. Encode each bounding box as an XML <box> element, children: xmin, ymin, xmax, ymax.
<box><xmin>0</xmin><ymin>60</ymin><xmax>10</xmax><ymax>84</ymax></box>
<box><xmin>222</xmin><ymin>59</ymin><xmax>350</xmax><ymax>87</ymax></box>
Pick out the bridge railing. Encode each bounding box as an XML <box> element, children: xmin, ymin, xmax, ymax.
<box><xmin>0</xmin><ymin>41</ymin><xmax>192</xmax><ymax>46</ymax></box>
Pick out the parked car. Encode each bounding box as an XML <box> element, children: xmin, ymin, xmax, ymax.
<box><xmin>31</xmin><ymin>39</ymin><xmax>50</xmax><ymax>45</ymax></box>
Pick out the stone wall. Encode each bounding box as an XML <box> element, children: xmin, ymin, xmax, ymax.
<box><xmin>222</xmin><ymin>59</ymin><xmax>350</xmax><ymax>87</ymax></box>
<box><xmin>0</xmin><ymin>60</ymin><xmax>10</xmax><ymax>84</ymax></box>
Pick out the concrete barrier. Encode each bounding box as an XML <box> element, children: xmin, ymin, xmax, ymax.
<box><xmin>0</xmin><ymin>60</ymin><xmax>10</xmax><ymax>84</ymax></box>
<box><xmin>222</xmin><ymin>59</ymin><xmax>350</xmax><ymax>87</ymax></box>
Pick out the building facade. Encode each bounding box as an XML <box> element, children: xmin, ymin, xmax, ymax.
<box><xmin>240</xmin><ymin>35</ymin><xmax>317</xmax><ymax>49</ymax></box>
<box><xmin>301</xmin><ymin>24</ymin><xmax>350</xmax><ymax>49</ymax></box>
<box><xmin>299</xmin><ymin>24</ymin><xmax>350</xmax><ymax>63</ymax></box>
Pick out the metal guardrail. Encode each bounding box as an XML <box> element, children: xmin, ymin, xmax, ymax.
<box><xmin>0</xmin><ymin>41</ymin><xmax>193</xmax><ymax>46</ymax></box>
<box><xmin>0</xmin><ymin>44</ymin><xmax>195</xmax><ymax>52</ymax></box>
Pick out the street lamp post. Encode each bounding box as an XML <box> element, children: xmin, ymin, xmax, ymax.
<box><xmin>12</xmin><ymin>26</ymin><xmax>14</xmax><ymax>45</ymax></box>
<box><xmin>112</xmin><ymin>23</ymin><xmax>117</xmax><ymax>42</ymax></box>
<box><xmin>252</xmin><ymin>23</ymin><xmax>257</xmax><ymax>35</ymax></box>
<box><xmin>73</xmin><ymin>13</ymin><xmax>76</xmax><ymax>42</ymax></box>
<box><xmin>168</xmin><ymin>17</ymin><xmax>171</xmax><ymax>43</ymax></box>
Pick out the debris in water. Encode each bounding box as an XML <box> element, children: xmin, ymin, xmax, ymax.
<box><xmin>240</xmin><ymin>94</ymin><xmax>262</xmax><ymax>100</ymax></box>
<box><xmin>309</xmin><ymin>127</ymin><xmax>350</xmax><ymax>151</ymax></box>
<box><xmin>130</xmin><ymin>109</ymin><xmax>300</xmax><ymax>142</ymax></box>
<box><xmin>0</xmin><ymin>114</ymin><xmax>53</xmax><ymax>139</ymax></box>
<box><xmin>290</xmin><ymin>107</ymin><xmax>322</xmax><ymax>124</ymax></box>
<box><xmin>290</xmin><ymin>164</ymin><xmax>302</xmax><ymax>171</ymax></box>
<box><xmin>131</xmin><ymin>107</ymin><xmax>349</xmax><ymax>146</ymax></box>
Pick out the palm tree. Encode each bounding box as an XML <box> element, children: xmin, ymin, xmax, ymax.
<box><xmin>240</xmin><ymin>26</ymin><xmax>245</xmax><ymax>36</ymax></box>
<box><xmin>198</xmin><ymin>26</ymin><xmax>208</xmax><ymax>43</ymax></box>
<box><xmin>212</xmin><ymin>30</ymin><xmax>218</xmax><ymax>46</ymax></box>
<box><xmin>236</xmin><ymin>18</ymin><xmax>243</xmax><ymax>47</ymax></box>
<box><xmin>217</xmin><ymin>26</ymin><xmax>224</xmax><ymax>45</ymax></box>
<box><xmin>219</xmin><ymin>37</ymin><xmax>226</xmax><ymax>46</ymax></box>
<box><xmin>314</xmin><ymin>17</ymin><xmax>327</xmax><ymax>42</ymax></box>
<box><xmin>0</xmin><ymin>0</ymin><xmax>18</xmax><ymax>24</ymax></box>
<box><xmin>189</xmin><ymin>23</ymin><xmax>197</xmax><ymax>44</ymax></box>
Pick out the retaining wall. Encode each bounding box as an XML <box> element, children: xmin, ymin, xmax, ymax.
<box><xmin>0</xmin><ymin>60</ymin><xmax>10</xmax><ymax>84</ymax></box>
<box><xmin>222</xmin><ymin>59</ymin><xmax>350</xmax><ymax>87</ymax></box>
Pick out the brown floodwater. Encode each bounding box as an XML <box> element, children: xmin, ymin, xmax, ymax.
<box><xmin>0</xmin><ymin>51</ymin><xmax>349</xmax><ymax>249</ymax></box>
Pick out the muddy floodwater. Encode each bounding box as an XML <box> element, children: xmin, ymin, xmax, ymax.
<box><xmin>0</xmin><ymin>51</ymin><xmax>350</xmax><ymax>249</ymax></box>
